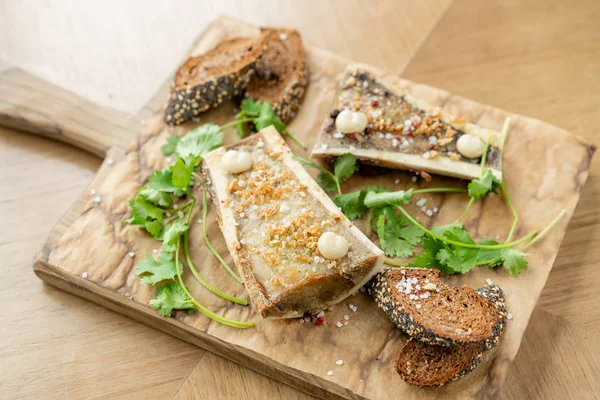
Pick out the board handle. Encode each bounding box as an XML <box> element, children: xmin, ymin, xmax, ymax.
<box><xmin>0</xmin><ymin>66</ymin><xmax>140</xmax><ymax>157</ymax></box>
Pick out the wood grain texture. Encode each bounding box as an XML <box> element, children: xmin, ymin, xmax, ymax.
<box><xmin>0</xmin><ymin>68</ymin><xmax>138</xmax><ymax>156</ymax></box>
<box><xmin>402</xmin><ymin>1</ymin><xmax>600</xmax><ymax>397</ymax></box>
<box><xmin>0</xmin><ymin>0</ymin><xmax>451</xmax><ymax>114</ymax></box>
<box><xmin>6</xmin><ymin>16</ymin><xmax>589</xmax><ymax>399</ymax></box>
<box><xmin>0</xmin><ymin>129</ymin><xmax>204</xmax><ymax>399</ymax></box>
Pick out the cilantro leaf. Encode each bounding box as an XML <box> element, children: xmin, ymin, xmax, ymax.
<box><xmin>412</xmin><ymin>235</ymin><xmax>444</xmax><ymax>270</ymax></box>
<box><xmin>149</xmin><ymin>281</ymin><xmax>194</xmax><ymax>317</ymax></box>
<box><xmin>234</xmin><ymin>109</ymin><xmax>249</xmax><ymax>138</ymax></box>
<box><xmin>148</xmin><ymin>169</ymin><xmax>184</xmax><ymax>196</ymax></box>
<box><xmin>364</xmin><ymin>189</ymin><xmax>413</xmax><ymax>209</ymax></box>
<box><xmin>139</xmin><ymin>185</ymin><xmax>173</xmax><ymax>208</ymax></box>
<box><xmin>468</xmin><ymin>169</ymin><xmax>501</xmax><ymax>200</ymax></box>
<box><xmin>144</xmin><ymin>220</ymin><xmax>163</xmax><ymax>239</ymax></box>
<box><xmin>367</xmin><ymin>185</ymin><xmax>392</xmax><ymax>193</ymax></box>
<box><xmin>129</xmin><ymin>197</ymin><xmax>163</xmax><ymax>222</ymax></box>
<box><xmin>315</xmin><ymin>172</ymin><xmax>338</xmax><ymax>193</ymax></box>
<box><xmin>161</xmin><ymin>136</ymin><xmax>181</xmax><ymax>156</ymax></box>
<box><xmin>476</xmin><ymin>239</ymin><xmax>502</xmax><ymax>266</ymax></box>
<box><xmin>162</xmin><ymin>220</ymin><xmax>188</xmax><ymax>252</ymax></box>
<box><xmin>171</xmin><ymin>158</ymin><xmax>194</xmax><ymax>189</ymax></box>
<box><xmin>501</xmin><ymin>248</ymin><xmax>528</xmax><ymax>277</ymax></box>
<box><xmin>135</xmin><ymin>251</ymin><xmax>180</xmax><ymax>285</ymax></box>
<box><xmin>175</xmin><ymin>123</ymin><xmax>223</xmax><ymax>161</ymax></box>
<box><xmin>375</xmin><ymin>207</ymin><xmax>423</xmax><ymax>258</ymax></box>
<box><xmin>334</xmin><ymin>153</ymin><xmax>357</xmax><ymax>183</ymax></box>
<box><xmin>254</xmin><ymin>102</ymin><xmax>281</xmax><ymax>131</ymax></box>
<box><xmin>125</xmin><ymin>206</ymin><xmax>148</xmax><ymax>226</ymax></box>
<box><xmin>333</xmin><ymin>190</ymin><xmax>367</xmax><ymax>220</ymax></box>
<box><xmin>241</xmin><ymin>98</ymin><xmax>262</xmax><ymax>116</ymax></box>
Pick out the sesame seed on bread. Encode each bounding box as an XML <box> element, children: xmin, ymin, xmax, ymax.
<box><xmin>366</xmin><ymin>268</ymin><xmax>497</xmax><ymax>346</ymax></box>
<box><xmin>244</xmin><ymin>28</ymin><xmax>309</xmax><ymax>123</ymax></box>
<box><xmin>395</xmin><ymin>285</ymin><xmax>507</xmax><ymax>387</ymax></box>
<box><xmin>164</xmin><ymin>36</ymin><xmax>267</xmax><ymax>126</ymax></box>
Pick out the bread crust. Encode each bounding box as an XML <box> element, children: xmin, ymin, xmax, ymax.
<box><xmin>164</xmin><ymin>36</ymin><xmax>266</xmax><ymax>125</ymax></box>
<box><xmin>245</xmin><ymin>28</ymin><xmax>309</xmax><ymax>123</ymax></box>
<box><xmin>394</xmin><ymin>285</ymin><xmax>507</xmax><ymax>386</ymax></box>
<box><xmin>367</xmin><ymin>268</ymin><xmax>497</xmax><ymax>346</ymax></box>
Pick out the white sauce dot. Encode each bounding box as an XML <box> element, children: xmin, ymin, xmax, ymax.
<box><xmin>456</xmin><ymin>134</ymin><xmax>485</xmax><ymax>158</ymax></box>
<box><xmin>221</xmin><ymin>150</ymin><xmax>253</xmax><ymax>173</ymax></box>
<box><xmin>317</xmin><ymin>232</ymin><xmax>349</xmax><ymax>260</ymax></box>
<box><xmin>335</xmin><ymin>110</ymin><xmax>368</xmax><ymax>134</ymax></box>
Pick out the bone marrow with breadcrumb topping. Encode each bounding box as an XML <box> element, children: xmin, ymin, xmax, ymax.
<box><xmin>311</xmin><ymin>66</ymin><xmax>505</xmax><ymax>181</ymax></box>
<box><xmin>201</xmin><ymin>126</ymin><xmax>384</xmax><ymax>318</ymax></box>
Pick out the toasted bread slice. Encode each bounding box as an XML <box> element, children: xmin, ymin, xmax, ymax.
<box><xmin>367</xmin><ymin>268</ymin><xmax>497</xmax><ymax>346</ymax></box>
<box><xmin>244</xmin><ymin>28</ymin><xmax>309</xmax><ymax>122</ymax></box>
<box><xmin>311</xmin><ymin>66</ymin><xmax>505</xmax><ymax>181</ymax></box>
<box><xmin>201</xmin><ymin>126</ymin><xmax>384</xmax><ymax>318</ymax></box>
<box><xmin>395</xmin><ymin>285</ymin><xmax>507</xmax><ymax>386</ymax></box>
<box><xmin>165</xmin><ymin>36</ymin><xmax>266</xmax><ymax>125</ymax></box>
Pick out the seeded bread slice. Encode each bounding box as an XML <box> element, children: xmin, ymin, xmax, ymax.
<box><xmin>165</xmin><ymin>36</ymin><xmax>266</xmax><ymax>125</ymax></box>
<box><xmin>244</xmin><ymin>28</ymin><xmax>309</xmax><ymax>123</ymax></box>
<box><xmin>366</xmin><ymin>268</ymin><xmax>497</xmax><ymax>346</ymax></box>
<box><xmin>395</xmin><ymin>285</ymin><xmax>507</xmax><ymax>386</ymax></box>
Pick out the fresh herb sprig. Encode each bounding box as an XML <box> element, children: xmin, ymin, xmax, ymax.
<box><xmin>294</xmin><ymin>153</ymin><xmax>357</xmax><ymax>196</ymax></box>
<box><xmin>233</xmin><ymin>99</ymin><xmax>306</xmax><ymax>149</ymax></box>
<box><xmin>126</xmin><ymin>123</ymin><xmax>251</xmax><ymax>327</ymax></box>
<box><xmin>313</xmin><ymin>118</ymin><xmax>566</xmax><ymax>277</ymax></box>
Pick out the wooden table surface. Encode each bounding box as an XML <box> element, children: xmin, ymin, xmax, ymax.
<box><xmin>1</xmin><ymin>1</ymin><xmax>599</xmax><ymax>399</ymax></box>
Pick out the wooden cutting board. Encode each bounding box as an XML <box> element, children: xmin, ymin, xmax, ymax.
<box><xmin>0</xmin><ymin>17</ymin><xmax>594</xmax><ymax>400</ymax></box>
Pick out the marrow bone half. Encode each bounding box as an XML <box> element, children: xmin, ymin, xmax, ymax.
<box><xmin>311</xmin><ymin>66</ymin><xmax>505</xmax><ymax>181</ymax></box>
<box><xmin>202</xmin><ymin>126</ymin><xmax>384</xmax><ymax>318</ymax></box>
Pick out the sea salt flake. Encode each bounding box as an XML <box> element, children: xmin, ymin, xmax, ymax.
<box><xmin>327</xmin><ymin>370</ymin><xmax>333</xmax><ymax>376</ymax></box>
<box><xmin>336</xmin><ymin>322</ymin><xmax>343</xmax><ymax>328</ymax></box>
<box><xmin>90</xmin><ymin>189</ymin><xmax>96</xmax><ymax>195</ymax></box>
<box><xmin>128</xmin><ymin>252</ymin><xmax>135</xmax><ymax>258</ymax></box>
<box><xmin>486</xmin><ymin>278</ymin><xmax>493</xmax><ymax>286</ymax></box>
<box><xmin>416</xmin><ymin>198</ymin><xmax>427</xmax><ymax>207</ymax></box>
<box><xmin>82</xmin><ymin>272</ymin><xmax>88</xmax><ymax>279</ymax></box>
<box><xmin>336</xmin><ymin>360</ymin><xmax>344</xmax><ymax>365</ymax></box>
<box><xmin>93</xmin><ymin>196</ymin><xmax>101</xmax><ymax>203</ymax></box>
<box><xmin>507</xmin><ymin>313</ymin><xmax>513</xmax><ymax>320</ymax></box>
<box><xmin>333</xmin><ymin>132</ymin><xmax>345</xmax><ymax>139</ymax></box>
<box><xmin>106</xmin><ymin>158</ymin><xmax>114</xmax><ymax>165</ymax></box>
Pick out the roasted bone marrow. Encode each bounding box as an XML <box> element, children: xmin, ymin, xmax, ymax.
<box><xmin>202</xmin><ymin>126</ymin><xmax>384</xmax><ymax>318</ymax></box>
<box><xmin>311</xmin><ymin>67</ymin><xmax>505</xmax><ymax>181</ymax></box>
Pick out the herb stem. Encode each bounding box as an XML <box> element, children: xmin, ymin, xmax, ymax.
<box><xmin>458</xmin><ymin>198</ymin><xmax>475</xmax><ymax>222</ymax></box>
<box><xmin>170</xmin><ymin>200</ymin><xmax>194</xmax><ymax>213</ymax></box>
<box><xmin>283</xmin><ymin>128</ymin><xmax>307</xmax><ymax>150</ymax></box>
<box><xmin>522</xmin><ymin>209</ymin><xmax>567</xmax><ymax>250</ymax></box>
<box><xmin>174</xmin><ymin>238</ymin><xmax>253</xmax><ymax>328</ymax></box>
<box><xmin>384</xmin><ymin>258</ymin><xmax>409</xmax><ymax>267</ymax></box>
<box><xmin>475</xmin><ymin>256</ymin><xmax>502</xmax><ymax>266</ymax></box>
<box><xmin>201</xmin><ymin>184</ymin><xmax>244</xmax><ymax>284</ymax></box>
<box><xmin>413</xmin><ymin>188</ymin><xmax>466</xmax><ymax>195</ymax></box>
<box><xmin>501</xmin><ymin>182</ymin><xmax>519</xmax><ymax>242</ymax></box>
<box><xmin>220</xmin><ymin>118</ymin><xmax>254</xmax><ymax>130</ymax></box>
<box><xmin>480</xmin><ymin>135</ymin><xmax>493</xmax><ymax>176</ymax></box>
<box><xmin>183</xmin><ymin>231</ymin><xmax>248</xmax><ymax>305</ymax></box>
<box><xmin>396</xmin><ymin>205</ymin><xmax>536</xmax><ymax>249</ymax></box>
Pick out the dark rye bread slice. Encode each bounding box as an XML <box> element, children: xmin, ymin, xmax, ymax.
<box><xmin>244</xmin><ymin>28</ymin><xmax>309</xmax><ymax>122</ymax></box>
<box><xmin>366</xmin><ymin>268</ymin><xmax>496</xmax><ymax>346</ymax></box>
<box><xmin>395</xmin><ymin>285</ymin><xmax>507</xmax><ymax>387</ymax></box>
<box><xmin>165</xmin><ymin>36</ymin><xmax>266</xmax><ymax>125</ymax></box>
